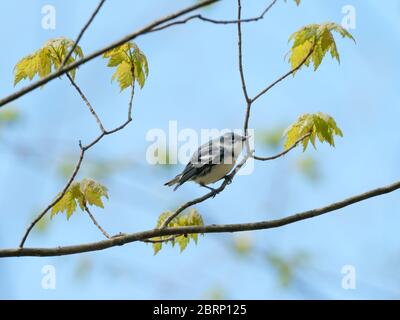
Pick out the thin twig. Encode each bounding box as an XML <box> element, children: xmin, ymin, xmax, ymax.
<box><xmin>150</xmin><ymin>0</ymin><xmax>278</xmax><ymax>32</ymax></box>
<box><xmin>19</xmin><ymin>80</ymin><xmax>135</xmax><ymax>247</ymax></box>
<box><xmin>5</xmin><ymin>179</ymin><xmax>400</xmax><ymax>257</ymax></box>
<box><xmin>60</xmin><ymin>0</ymin><xmax>106</xmax><ymax>68</ymax></box>
<box><xmin>253</xmin><ymin>133</ymin><xmax>311</xmax><ymax>161</ymax></box>
<box><xmin>251</xmin><ymin>48</ymin><xmax>314</xmax><ymax>103</ymax></box>
<box><xmin>84</xmin><ymin>204</ymin><xmax>110</xmax><ymax>239</ymax></box>
<box><xmin>19</xmin><ymin>144</ymin><xmax>85</xmax><ymax>247</ymax></box>
<box><xmin>66</xmin><ymin>74</ymin><xmax>106</xmax><ymax>133</ymax></box>
<box><xmin>0</xmin><ymin>0</ymin><xmax>219</xmax><ymax>108</ymax></box>
<box><xmin>237</xmin><ymin>0</ymin><xmax>250</xmax><ymax>104</ymax></box>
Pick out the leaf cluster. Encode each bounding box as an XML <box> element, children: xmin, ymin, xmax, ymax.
<box><xmin>152</xmin><ymin>209</ymin><xmax>204</xmax><ymax>254</ymax></box>
<box><xmin>103</xmin><ymin>42</ymin><xmax>149</xmax><ymax>91</ymax></box>
<box><xmin>51</xmin><ymin>178</ymin><xmax>109</xmax><ymax>219</ymax></box>
<box><xmin>284</xmin><ymin>112</ymin><xmax>343</xmax><ymax>151</ymax></box>
<box><xmin>288</xmin><ymin>22</ymin><xmax>355</xmax><ymax>72</ymax></box>
<box><xmin>14</xmin><ymin>37</ymin><xmax>83</xmax><ymax>85</ymax></box>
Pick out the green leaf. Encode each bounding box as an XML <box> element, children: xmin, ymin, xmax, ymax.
<box><xmin>112</xmin><ymin>61</ymin><xmax>133</xmax><ymax>92</ymax></box>
<box><xmin>51</xmin><ymin>182</ymin><xmax>81</xmax><ymax>219</ymax></box>
<box><xmin>80</xmin><ymin>178</ymin><xmax>109</xmax><ymax>208</ymax></box>
<box><xmin>283</xmin><ymin>112</ymin><xmax>343</xmax><ymax>151</ymax></box>
<box><xmin>50</xmin><ymin>178</ymin><xmax>108</xmax><ymax>219</ymax></box>
<box><xmin>14</xmin><ymin>37</ymin><xmax>84</xmax><ymax>86</ymax></box>
<box><xmin>288</xmin><ymin>22</ymin><xmax>355</xmax><ymax>73</ymax></box>
<box><xmin>103</xmin><ymin>41</ymin><xmax>149</xmax><ymax>91</ymax></box>
<box><xmin>152</xmin><ymin>241</ymin><xmax>162</xmax><ymax>255</ymax></box>
<box><xmin>151</xmin><ymin>209</ymin><xmax>204</xmax><ymax>255</ymax></box>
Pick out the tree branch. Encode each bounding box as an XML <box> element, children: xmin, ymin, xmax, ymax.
<box><xmin>5</xmin><ymin>179</ymin><xmax>400</xmax><ymax>257</ymax></box>
<box><xmin>150</xmin><ymin>0</ymin><xmax>277</xmax><ymax>32</ymax></box>
<box><xmin>0</xmin><ymin>0</ymin><xmax>219</xmax><ymax>108</ymax></box>
<box><xmin>19</xmin><ymin>82</ymin><xmax>135</xmax><ymax>247</ymax></box>
<box><xmin>251</xmin><ymin>48</ymin><xmax>314</xmax><ymax>103</ymax></box>
<box><xmin>60</xmin><ymin>0</ymin><xmax>107</xmax><ymax>68</ymax></box>
<box><xmin>237</xmin><ymin>0</ymin><xmax>250</xmax><ymax>104</ymax></box>
<box><xmin>19</xmin><ymin>144</ymin><xmax>85</xmax><ymax>248</ymax></box>
<box><xmin>66</xmin><ymin>74</ymin><xmax>106</xmax><ymax>133</ymax></box>
<box><xmin>253</xmin><ymin>133</ymin><xmax>311</xmax><ymax>161</ymax></box>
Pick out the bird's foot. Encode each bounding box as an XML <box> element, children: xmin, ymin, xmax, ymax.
<box><xmin>200</xmin><ymin>184</ymin><xmax>218</xmax><ymax>198</ymax></box>
<box><xmin>224</xmin><ymin>175</ymin><xmax>233</xmax><ymax>185</ymax></box>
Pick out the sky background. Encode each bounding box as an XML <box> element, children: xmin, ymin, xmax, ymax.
<box><xmin>1</xmin><ymin>0</ymin><xmax>400</xmax><ymax>299</ymax></box>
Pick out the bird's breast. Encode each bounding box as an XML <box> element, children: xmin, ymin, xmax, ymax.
<box><xmin>194</xmin><ymin>163</ymin><xmax>235</xmax><ymax>185</ymax></box>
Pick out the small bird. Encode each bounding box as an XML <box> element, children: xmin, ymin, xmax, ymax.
<box><xmin>164</xmin><ymin>132</ymin><xmax>248</xmax><ymax>193</ymax></box>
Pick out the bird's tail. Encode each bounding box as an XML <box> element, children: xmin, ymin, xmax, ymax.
<box><xmin>164</xmin><ymin>175</ymin><xmax>181</xmax><ymax>191</ymax></box>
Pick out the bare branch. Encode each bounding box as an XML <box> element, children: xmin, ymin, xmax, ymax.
<box><xmin>84</xmin><ymin>204</ymin><xmax>110</xmax><ymax>239</ymax></box>
<box><xmin>19</xmin><ymin>81</ymin><xmax>135</xmax><ymax>247</ymax></box>
<box><xmin>237</xmin><ymin>0</ymin><xmax>250</xmax><ymax>104</ymax></box>
<box><xmin>19</xmin><ymin>145</ymin><xmax>85</xmax><ymax>247</ymax></box>
<box><xmin>0</xmin><ymin>0</ymin><xmax>219</xmax><ymax>108</ymax></box>
<box><xmin>251</xmin><ymin>49</ymin><xmax>314</xmax><ymax>103</ymax></box>
<box><xmin>253</xmin><ymin>133</ymin><xmax>311</xmax><ymax>161</ymax></box>
<box><xmin>60</xmin><ymin>0</ymin><xmax>107</xmax><ymax>68</ymax></box>
<box><xmin>66</xmin><ymin>74</ymin><xmax>106</xmax><ymax>133</ymax></box>
<box><xmin>5</xmin><ymin>179</ymin><xmax>400</xmax><ymax>257</ymax></box>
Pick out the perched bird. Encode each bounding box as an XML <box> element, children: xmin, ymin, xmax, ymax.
<box><xmin>164</xmin><ymin>132</ymin><xmax>248</xmax><ymax>192</ymax></box>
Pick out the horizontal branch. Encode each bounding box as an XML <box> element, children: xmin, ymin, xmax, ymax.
<box><xmin>0</xmin><ymin>0</ymin><xmax>219</xmax><ymax>108</ymax></box>
<box><xmin>3</xmin><ymin>179</ymin><xmax>400</xmax><ymax>257</ymax></box>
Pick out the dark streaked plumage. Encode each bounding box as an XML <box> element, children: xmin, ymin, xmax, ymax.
<box><xmin>164</xmin><ymin>132</ymin><xmax>247</xmax><ymax>191</ymax></box>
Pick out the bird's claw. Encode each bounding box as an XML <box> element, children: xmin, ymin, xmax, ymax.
<box><xmin>224</xmin><ymin>175</ymin><xmax>233</xmax><ymax>185</ymax></box>
<box><xmin>210</xmin><ymin>189</ymin><xmax>218</xmax><ymax>198</ymax></box>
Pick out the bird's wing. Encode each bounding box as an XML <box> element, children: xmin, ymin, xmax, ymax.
<box><xmin>177</xmin><ymin>141</ymin><xmax>224</xmax><ymax>185</ymax></box>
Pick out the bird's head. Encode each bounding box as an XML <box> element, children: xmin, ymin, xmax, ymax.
<box><xmin>219</xmin><ymin>132</ymin><xmax>249</xmax><ymax>159</ymax></box>
<box><xmin>220</xmin><ymin>132</ymin><xmax>249</xmax><ymax>145</ymax></box>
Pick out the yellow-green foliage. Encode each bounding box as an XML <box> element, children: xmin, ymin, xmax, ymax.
<box><xmin>51</xmin><ymin>178</ymin><xmax>109</xmax><ymax>219</ymax></box>
<box><xmin>284</xmin><ymin>112</ymin><xmax>343</xmax><ymax>151</ymax></box>
<box><xmin>14</xmin><ymin>37</ymin><xmax>83</xmax><ymax>85</ymax></box>
<box><xmin>288</xmin><ymin>22</ymin><xmax>355</xmax><ymax>71</ymax></box>
<box><xmin>103</xmin><ymin>42</ymin><xmax>149</xmax><ymax>91</ymax></box>
<box><xmin>152</xmin><ymin>209</ymin><xmax>204</xmax><ymax>255</ymax></box>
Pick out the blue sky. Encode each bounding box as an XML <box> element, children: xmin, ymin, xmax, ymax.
<box><xmin>1</xmin><ymin>0</ymin><xmax>400</xmax><ymax>299</ymax></box>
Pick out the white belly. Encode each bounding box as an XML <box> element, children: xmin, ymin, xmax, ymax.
<box><xmin>194</xmin><ymin>163</ymin><xmax>235</xmax><ymax>185</ymax></box>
